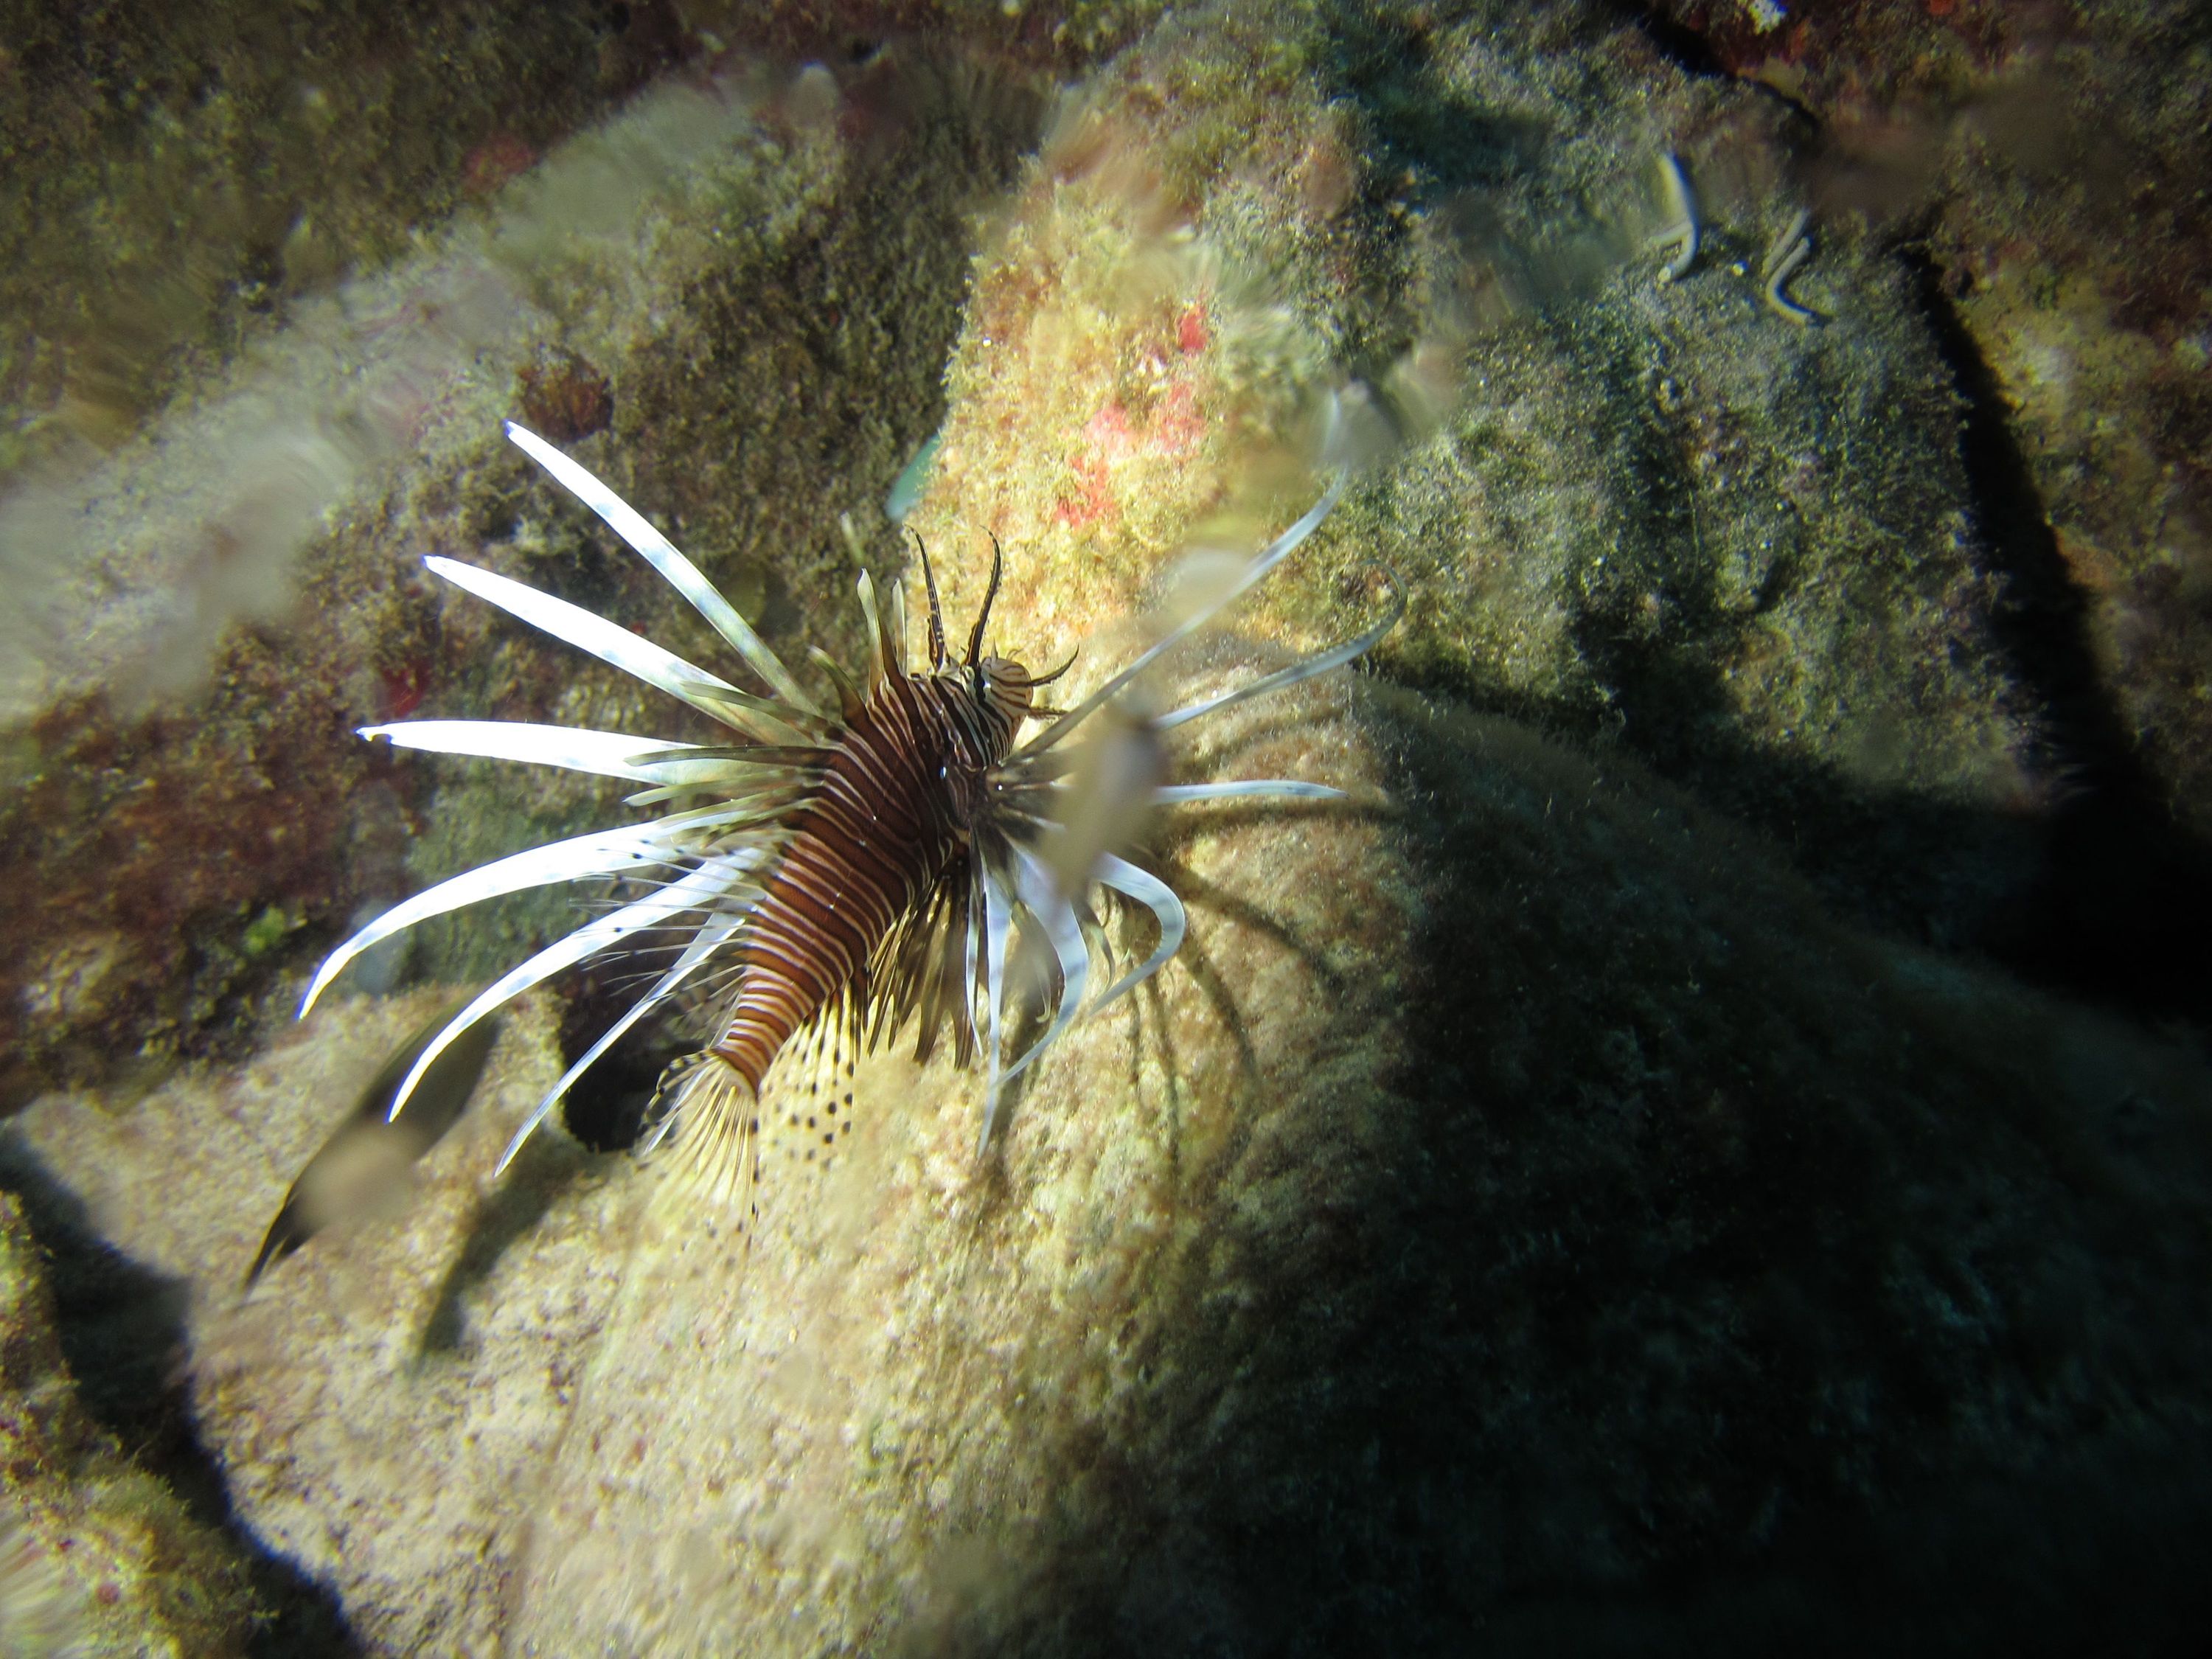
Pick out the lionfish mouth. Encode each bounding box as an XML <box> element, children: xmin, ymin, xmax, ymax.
<box><xmin>299</xmin><ymin>411</ymin><xmax>1399</xmax><ymax>1194</ymax></box>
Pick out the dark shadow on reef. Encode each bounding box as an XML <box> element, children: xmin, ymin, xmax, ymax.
<box><xmin>1903</xmin><ymin>251</ymin><xmax>2212</xmax><ymax>1023</ymax></box>
<box><xmin>415</xmin><ymin>1132</ymin><xmax>605</xmax><ymax>1360</ymax></box>
<box><xmin>882</xmin><ymin>688</ymin><xmax>2212</xmax><ymax>1658</ymax></box>
<box><xmin>0</xmin><ymin>1147</ymin><xmax>366</xmax><ymax>1658</ymax></box>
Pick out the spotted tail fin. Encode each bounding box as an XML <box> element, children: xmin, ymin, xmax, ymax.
<box><xmin>642</xmin><ymin>1054</ymin><xmax>761</xmax><ymax>1223</ymax></box>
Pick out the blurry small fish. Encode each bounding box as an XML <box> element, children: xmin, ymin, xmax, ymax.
<box><xmin>883</xmin><ymin>428</ymin><xmax>942</xmax><ymax>523</ymax></box>
<box><xmin>245</xmin><ymin>1004</ymin><xmax>502</xmax><ymax>1287</ymax></box>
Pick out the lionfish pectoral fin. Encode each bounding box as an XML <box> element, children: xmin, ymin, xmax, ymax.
<box><xmin>972</xmin><ymin>859</ymin><xmax>1016</xmax><ymax>1155</ymax></box>
<box><xmin>1152</xmin><ymin>780</ymin><xmax>1346</xmax><ymax>804</ymax></box>
<box><xmin>502</xmin><ymin>420</ymin><xmax>821</xmax><ymax>717</ymax></box>
<box><xmin>495</xmin><ymin>905</ymin><xmax>748</xmax><ymax>1177</ymax></box>
<box><xmin>1150</xmin><ymin>571</ymin><xmax>1405</xmax><ymax>733</ymax></box>
<box><xmin>998</xmin><ymin>845</ymin><xmax>1091</xmax><ymax>1089</ymax></box>
<box><xmin>809</xmin><ymin>646</ymin><xmax>869</xmax><ymax>723</ymax></box>
<box><xmin>883</xmin><ymin>577</ymin><xmax>911</xmax><ymax>678</ymax></box>
<box><xmin>422</xmin><ymin>556</ymin><xmax>746</xmax><ymax>730</ymax></box>
<box><xmin>384</xmin><ymin>860</ymin><xmax>741</xmax><ymax>1124</ymax></box>
<box><xmin>1089</xmin><ymin>854</ymin><xmax>1188</xmax><ymax>1012</ymax></box>
<box><xmin>856</xmin><ymin>571</ymin><xmax>888</xmax><ymax>694</ymax></box>
<box><xmin>1012</xmin><ymin>463</ymin><xmax>1347</xmax><ymax>762</ymax></box>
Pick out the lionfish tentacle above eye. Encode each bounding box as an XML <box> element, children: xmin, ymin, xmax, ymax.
<box><xmin>299</xmin><ymin>408</ymin><xmax>1394</xmax><ymax>1188</ymax></box>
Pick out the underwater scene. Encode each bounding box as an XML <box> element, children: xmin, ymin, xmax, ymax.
<box><xmin>3</xmin><ymin>0</ymin><xmax>2210</xmax><ymax>1653</ymax></box>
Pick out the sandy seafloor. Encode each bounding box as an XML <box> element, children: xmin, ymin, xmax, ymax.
<box><xmin>4</xmin><ymin>1</ymin><xmax>2212</xmax><ymax>1654</ymax></box>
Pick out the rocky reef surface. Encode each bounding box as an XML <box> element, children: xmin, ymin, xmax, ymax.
<box><xmin>0</xmin><ymin>1192</ymin><xmax>254</xmax><ymax>1657</ymax></box>
<box><xmin>4</xmin><ymin>1</ymin><xmax>2210</xmax><ymax>1654</ymax></box>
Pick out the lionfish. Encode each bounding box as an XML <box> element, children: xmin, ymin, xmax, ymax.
<box><xmin>298</xmin><ymin>416</ymin><xmax>1394</xmax><ymax>1206</ymax></box>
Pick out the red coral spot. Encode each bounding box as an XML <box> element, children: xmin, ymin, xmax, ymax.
<box><xmin>1054</xmin><ymin>456</ymin><xmax>1117</xmax><ymax>529</ymax></box>
<box><xmin>1082</xmin><ymin>402</ymin><xmax>1137</xmax><ymax>453</ymax></box>
<box><xmin>1177</xmin><ymin>302</ymin><xmax>1210</xmax><ymax>355</ymax></box>
<box><xmin>1054</xmin><ymin>403</ymin><xmax>1140</xmax><ymax>528</ymax></box>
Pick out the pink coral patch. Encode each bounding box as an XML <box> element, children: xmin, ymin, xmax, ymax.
<box><xmin>1053</xmin><ymin>383</ymin><xmax>1209</xmax><ymax>527</ymax></box>
<box><xmin>1178</xmin><ymin>301</ymin><xmax>1210</xmax><ymax>355</ymax></box>
<box><xmin>1155</xmin><ymin>383</ymin><xmax>1203</xmax><ymax>453</ymax></box>
<box><xmin>1055</xmin><ymin>403</ymin><xmax>1138</xmax><ymax>528</ymax></box>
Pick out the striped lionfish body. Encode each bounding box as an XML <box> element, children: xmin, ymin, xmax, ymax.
<box><xmin>299</xmin><ymin>412</ymin><xmax>1397</xmax><ymax>1203</ymax></box>
<box><xmin>706</xmin><ymin>667</ymin><xmax>1009</xmax><ymax>1094</ymax></box>
<box><xmin>697</xmin><ymin>571</ymin><xmax>1038</xmax><ymax>1100</ymax></box>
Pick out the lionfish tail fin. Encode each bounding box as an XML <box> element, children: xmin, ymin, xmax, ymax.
<box><xmin>641</xmin><ymin>1054</ymin><xmax>761</xmax><ymax>1220</ymax></box>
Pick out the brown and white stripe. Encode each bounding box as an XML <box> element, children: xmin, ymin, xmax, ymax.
<box><xmin>705</xmin><ymin>666</ymin><xmax>1023</xmax><ymax>1091</ymax></box>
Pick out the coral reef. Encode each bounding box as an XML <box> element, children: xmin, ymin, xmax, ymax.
<box><xmin>0</xmin><ymin>0</ymin><xmax>686</xmax><ymax>482</ymax></box>
<box><xmin>4</xmin><ymin>0</ymin><xmax>2212</xmax><ymax>1655</ymax></box>
<box><xmin>7</xmin><ymin>990</ymin><xmax>620</xmax><ymax>1655</ymax></box>
<box><xmin>13</xmin><ymin>691</ymin><xmax>2212</xmax><ymax>1655</ymax></box>
<box><xmin>1642</xmin><ymin>0</ymin><xmax>2212</xmax><ymax>999</ymax></box>
<box><xmin>1315</xmin><ymin>3</ymin><xmax>2048</xmax><ymax>953</ymax></box>
<box><xmin>0</xmin><ymin>41</ymin><xmax>1043</xmax><ymax>1107</ymax></box>
<box><xmin>0</xmin><ymin>1193</ymin><xmax>253</xmax><ymax>1656</ymax></box>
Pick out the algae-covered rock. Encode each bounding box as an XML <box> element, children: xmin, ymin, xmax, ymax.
<box><xmin>0</xmin><ymin>1192</ymin><xmax>253</xmax><ymax>1657</ymax></box>
<box><xmin>5</xmin><ymin>0</ymin><xmax>2212</xmax><ymax>1655</ymax></box>
<box><xmin>0</xmin><ymin>43</ymin><xmax>1043</xmax><ymax>1107</ymax></box>
<box><xmin>13</xmin><ymin>685</ymin><xmax>2212</xmax><ymax>1656</ymax></box>
<box><xmin>1646</xmin><ymin>0</ymin><xmax>2212</xmax><ymax>992</ymax></box>
<box><xmin>7</xmin><ymin>989</ymin><xmax>625</xmax><ymax>1655</ymax></box>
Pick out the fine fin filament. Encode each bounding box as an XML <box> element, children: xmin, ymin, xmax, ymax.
<box><xmin>298</xmin><ymin>399</ymin><xmax>1391</xmax><ymax>1199</ymax></box>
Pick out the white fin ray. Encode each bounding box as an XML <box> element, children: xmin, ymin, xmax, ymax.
<box><xmin>387</xmin><ymin>859</ymin><xmax>750</xmax><ymax>1124</ymax></box>
<box><xmin>361</xmin><ymin>720</ymin><xmax>698</xmax><ymax>780</ymax></box>
<box><xmin>423</xmin><ymin>555</ymin><xmax>751</xmax><ymax>726</ymax></box>
<box><xmin>1090</xmin><ymin>852</ymin><xmax>1188</xmax><ymax>1012</ymax></box>
<box><xmin>622</xmin><ymin>778</ymin><xmax>815</xmax><ymax>809</ymax></box>
<box><xmin>504</xmin><ymin>421</ymin><xmax>821</xmax><ymax>715</ymax></box>
<box><xmin>1152</xmin><ymin>584</ymin><xmax>1402</xmax><ymax>732</ymax></box>
<box><xmin>1152</xmin><ymin>780</ymin><xmax>1345</xmax><ymax>804</ymax></box>
<box><xmin>621</xmin><ymin>755</ymin><xmax>823</xmax><ymax>789</ymax></box>
<box><xmin>884</xmin><ymin>577</ymin><xmax>909</xmax><ymax>678</ymax></box>
<box><xmin>678</xmin><ymin>681</ymin><xmax>826</xmax><ymax>745</ymax></box>
<box><xmin>962</xmin><ymin>860</ymin><xmax>984</xmax><ymax>1057</ymax></box>
<box><xmin>856</xmin><ymin>571</ymin><xmax>887</xmax><ymax>695</ymax></box>
<box><xmin>1015</xmin><ymin>470</ymin><xmax>1346</xmax><ymax>761</ymax></box>
<box><xmin>975</xmin><ymin>859</ymin><xmax>1016</xmax><ymax>1154</ymax></box>
<box><xmin>299</xmin><ymin>805</ymin><xmax>765</xmax><ymax>1015</ymax></box>
<box><xmin>1001</xmin><ymin>844</ymin><xmax>1091</xmax><ymax>1088</ymax></box>
<box><xmin>494</xmin><ymin>904</ymin><xmax>748</xmax><ymax>1175</ymax></box>
<box><xmin>365</xmin><ymin>720</ymin><xmax>823</xmax><ymax>793</ymax></box>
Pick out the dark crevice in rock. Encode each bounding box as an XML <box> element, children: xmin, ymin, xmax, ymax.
<box><xmin>1604</xmin><ymin>0</ymin><xmax>1734</xmax><ymax>82</ymax></box>
<box><xmin>555</xmin><ymin>964</ymin><xmax>691</xmax><ymax>1155</ymax></box>
<box><xmin>1906</xmin><ymin>248</ymin><xmax>2212</xmax><ymax>1023</ymax></box>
